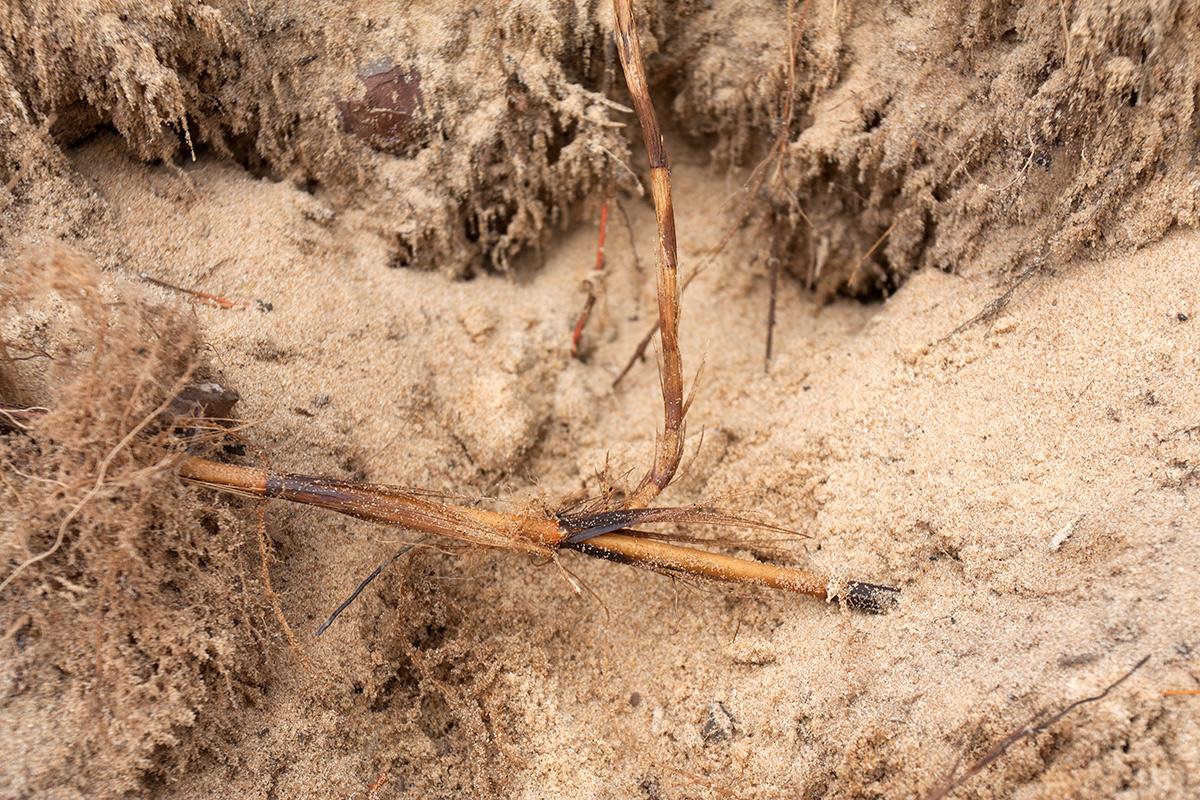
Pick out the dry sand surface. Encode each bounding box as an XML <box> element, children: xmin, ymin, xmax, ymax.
<box><xmin>2</xmin><ymin>2</ymin><xmax>1199</xmax><ymax>799</ymax></box>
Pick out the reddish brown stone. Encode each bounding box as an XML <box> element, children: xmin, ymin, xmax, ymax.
<box><xmin>337</xmin><ymin>59</ymin><xmax>434</xmax><ymax>156</ymax></box>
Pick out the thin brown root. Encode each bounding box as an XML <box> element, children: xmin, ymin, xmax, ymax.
<box><xmin>316</xmin><ymin>539</ymin><xmax>423</xmax><ymax>636</ymax></box>
<box><xmin>765</xmin><ymin>221</ymin><xmax>783</xmax><ymax>368</ymax></box>
<box><xmin>550</xmin><ymin>551</ymin><xmax>584</xmax><ymax>595</ymax></box>
<box><xmin>571</xmin><ymin>35</ymin><xmax>617</xmax><ymax>359</ymax></box>
<box><xmin>847</xmin><ymin>216</ymin><xmax>900</xmax><ymax>289</ymax></box>
<box><xmin>947</xmin><ymin>259</ymin><xmax>1042</xmax><ymax>340</ymax></box>
<box><xmin>256</xmin><ymin>504</ymin><xmax>310</xmax><ymax>673</ymax></box>
<box><xmin>140</xmin><ymin>271</ymin><xmax>273</xmax><ymax>312</ymax></box>
<box><xmin>0</xmin><ymin>373</ymin><xmax>191</xmax><ymax>595</ymax></box>
<box><xmin>925</xmin><ymin>655</ymin><xmax>1150</xmax><ymax>800</ymax></box>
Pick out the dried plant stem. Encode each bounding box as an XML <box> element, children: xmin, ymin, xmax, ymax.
<box><xmin>613</xmin><ymin>0</ymin><xmax>685</xmax><ymax>509</ymax></box>
<box><xmin>175</xmin><ymin>455</ymin><xmax>897</xmax><ymax>609</ymax></box>
<box><xmin>177</xmin><ymin>457</ymin><xmax>563</xmax><ymax>553</ymax></box>
<box><xmin>563</xmin><ymin>533</ymin><xmax>827</xmax><ymax>595</ymax></box>
<box><xmin>611</xmin><ymin>0</ymin><xmax>808</xmax><ymax>387</ymax></box>
<box><xmin>162</xmin><ymin>0</ymin><xmax>900</xmax><ymax>620</ymax></box>
<box><xmin>614</xmin><ymin>0</ymin><xmax>830</xmax><ymax>379</ymax></box>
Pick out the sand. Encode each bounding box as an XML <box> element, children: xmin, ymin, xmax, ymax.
<box><xmin>2</xmin><ymin>2</ymin><xmax>1199</xmax><ymax>798</ymax></box>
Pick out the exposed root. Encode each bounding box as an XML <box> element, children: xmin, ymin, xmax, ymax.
<box><xmin>0</xmin><ymin>248</ymin><xmax>275</xmax><ymax>794</ymax></box>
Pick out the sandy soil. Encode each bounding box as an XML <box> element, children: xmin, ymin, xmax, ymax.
<box><xmin>2</xmin><ymin>2</ymin><xmax>1199</xmax><ymax>799</ymax></box>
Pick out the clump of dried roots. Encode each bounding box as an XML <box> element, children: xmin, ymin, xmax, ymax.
<box><xmin>0</xmin><ymin>248</ymin><xmax>274</xmax><ymax>796</ymax></box>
